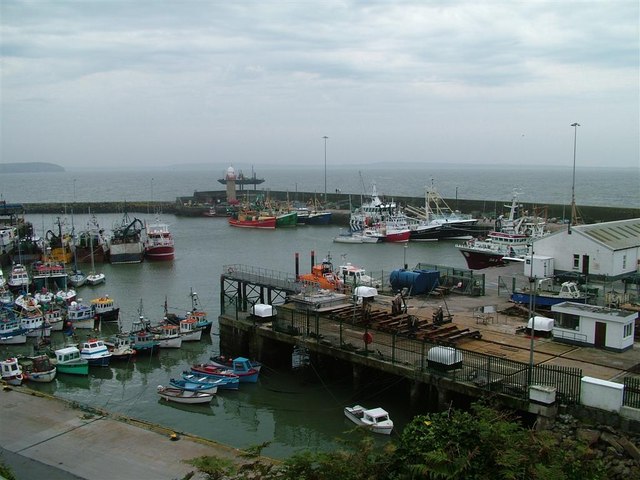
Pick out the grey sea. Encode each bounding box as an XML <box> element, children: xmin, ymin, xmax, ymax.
<box><xmin>0</xmin><ymin>164</ymin><xmax>638</xmax><ymax>459</ymax></box>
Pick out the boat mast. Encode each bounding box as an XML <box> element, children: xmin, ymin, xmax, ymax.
<box><xmin>569</xmin><ymin>122</ymin><xmax>581</xmax><ymax>230</ymax></box>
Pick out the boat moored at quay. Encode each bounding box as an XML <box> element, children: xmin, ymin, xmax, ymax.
<box><xmin>108</xmin><ymin>212</ymin><xmax>145</xmax><ymax>264</ymax></box>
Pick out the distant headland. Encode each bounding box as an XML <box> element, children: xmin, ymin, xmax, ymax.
<box><xmin>0</xmin><ymin>162</ymin><xmax>65</xmax><ymax>174</ymax></box>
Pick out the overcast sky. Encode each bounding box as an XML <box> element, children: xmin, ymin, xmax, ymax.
<box><xmin>1</xmin><ymin>1</ymin><xmax>638</xmax><ymax>170</ymax></box>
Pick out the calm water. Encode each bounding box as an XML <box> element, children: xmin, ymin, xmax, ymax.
<box><xmin>1</xmin><ymin>164</ymin><xmax>638</xmax><ymax>207</ymax></box>
<box><xmin>0</xmin><ymin>163</ymin><xmax>636</xmax><ymax>458</ymax></box>
<box><xmin>2</xmin><ymin>212</ymin><xmax>467</xmax><ymax>459</ymax></box>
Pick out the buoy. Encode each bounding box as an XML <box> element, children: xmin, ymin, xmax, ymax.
<box><xmin>363</xmin><ymin>332</ymin><xmax>373</xmax><ymax>345</ymax></box>
<box><xmin>169</xmin><ymin>432</ymin><xmax>180</xmax><ymax>441</ymax></box>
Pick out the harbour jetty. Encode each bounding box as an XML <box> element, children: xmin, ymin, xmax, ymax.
<box><xmin>12</xmin><ymin>190</ymin><xmax>639</xmax><ymax>224</ymax></box>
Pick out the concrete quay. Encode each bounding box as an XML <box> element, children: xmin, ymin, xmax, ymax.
<box><xmin>0</xmin><ymin>387</ymin><xmax>250</xmax><ymax>480</ymax></box>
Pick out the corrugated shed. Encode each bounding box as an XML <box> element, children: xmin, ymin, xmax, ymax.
<box><xmin>575</xmin><ymin>218</ymin><xmax>640</xmax><ymax>251</ymax></box>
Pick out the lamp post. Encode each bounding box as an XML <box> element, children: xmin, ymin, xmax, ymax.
<box><xmin>323</xmin><ymin>136</ymin><xmax>328</xmax><ymax>203</ymax></box>
<box><xmin>569</xmin><ymin>122</ymin><xmax>580</xmax><ymax>231</ymax></box>
<box><xmin>455</xmin><ymin>186</ymin><xmax>458</xmax><ymax>211</ymax></box>
<box><xmin>527</xmin><ymin>242</ymin><xmax>536</xmax><ymax>385</ymax></box>
<box><xmin>403</xmin><ymin>243</ymin><xmax>408</xmax><ymax>270</ymax></box>
<box><xmin>73</xmin><ymin>178</ymin><xmax>77</xmax><ymax>204</ymax></box>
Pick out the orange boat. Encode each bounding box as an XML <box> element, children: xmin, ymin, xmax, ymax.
<box><xmin>298</xmin><ymin>255</ymin><xmax>344</xmax><ymax>290</ymax></box>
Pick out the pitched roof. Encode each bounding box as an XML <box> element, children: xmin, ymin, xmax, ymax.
<box><xmin>575</xmin><ymin>218</ymin><xmax>640</xmax><ymax>250</ymax></box>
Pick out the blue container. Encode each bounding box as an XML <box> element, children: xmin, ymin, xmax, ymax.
<box><xmin>389</xmin><ymin>269</ymin><xmax>440</xmax><ymax>295</ymax></box>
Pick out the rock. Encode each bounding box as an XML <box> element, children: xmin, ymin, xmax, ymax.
<box><xmin>617</xmin><ymin>436</ymin><xmax>640</xmax><ymax>461</ymax></box>
<box><xmin>577</xmin><ymin>428</ymin><xmax>601</xmax><ymax>446</ymax></box>
<box><xmin>602</xmin><ymin>432</ymin><xmax>625</xmax><ymax>455</ymax></box>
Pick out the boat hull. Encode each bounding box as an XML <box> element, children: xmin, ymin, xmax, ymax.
<box><xmin>157</xmin><ymin>386</ymin><xmax>214</xmax><ymax>404</ymax></box>
<box><xmin>57</xmin><ymin>362</ymin><xmax>89</xmax><ymax>376</ymax></box>
<box><xmin>228</xmin><ymin>217</ymin><xmax>277</xmax><ymax>229</ymax></box>
<box><xmin>109</xmin><ymin>242</ymin><xmax>144</xmax><ymax>264</ymax></box>
<box><xmin>25</xmin><ymin>368</ymin><xmax>57</xmax><ymax>383</ymax></box>
<box><xmin>510</xmin><ymin>292</ymin><xmax>589</xmax><ymax>308</ymax></box>
<box><xmin>301</xmin><ymin>212</ymin><xmax>332</xmax><ymax>225</ymax></box>
<box><xmin>458</xmin><ymin>247</ymin><xmax>507</xmax><ymax>270</ymax></box>
<box><xmin>145</xmin><ymin>246</ymin><xmax>175</xmax><ymax>261</ymax></box>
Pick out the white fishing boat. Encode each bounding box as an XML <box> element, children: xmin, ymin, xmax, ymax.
<box><xmin>344</xmin><ymin>405</ymin><xmax>394</xmax><ymax>435</ymax></box>
<box><xmin>1</xmin><ymin>357</ymin><xmax>24</xmax><ymax>385</ymax></box>
<box><xmin>156</xmin><ymin>385</ymin><xmax>214</xmax><ymax>404</ymax></box>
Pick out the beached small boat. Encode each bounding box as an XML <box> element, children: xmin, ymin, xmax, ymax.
<box><xmin>344</xmin><ymin>405</ymin><xmax>394</xmax><ymax>435</ymax></box>
<box><xmin>1</xmin><ymin>357</ymin><xmax>24</xmax><ymax>385</ymax></box>
<box><xmin>54</xmin><ymin>346</ymin><xmax>89</xmax><ymax>375</ymax></box>
<box><xmin>156</xmin><ymin>385</ymin><xmax>214</xmax><ymax>404</ymax></box>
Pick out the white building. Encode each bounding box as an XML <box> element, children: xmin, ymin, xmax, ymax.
<box><xmin>551</xmin><ymin>301</ymin><xmax>637</xmax><ymax>352</ymax></box>
<box><xmin>533</xmin><ymin>219</ymin><xmax>640</xmax><ymax>279</ymax></box>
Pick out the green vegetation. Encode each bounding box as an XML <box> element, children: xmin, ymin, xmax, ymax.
<box><xmin>187</xmin><ymin>403</ymin><xmax>605</xmax><ymax>480</ymax></box>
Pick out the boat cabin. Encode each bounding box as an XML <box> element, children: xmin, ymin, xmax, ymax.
<box><xmin>551</xmin><ymin>302</ymin><xmax>637</xmax><ymax>352</ymax></box>
<box><xmin>56</xmin><ymin>346</ymin><xmax>82</xmax><ymax>363</ymax></box>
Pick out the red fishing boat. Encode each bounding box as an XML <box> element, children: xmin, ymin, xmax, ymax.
<box><xmin>144</xmin><ymin>215</ymin><xmax>175</xmax><ymax>261</ymax></box>
<box><xmin>228</xmin><ymin>211</ymin><xmax>276</xmax><ymax>229</ymax></box>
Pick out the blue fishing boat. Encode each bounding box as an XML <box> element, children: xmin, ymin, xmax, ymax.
<box><xmin>169</xmin><ymin>377</ymin><xmax>221</xmax><ymax>394</ymax></box>
<box><xmin>182</xmin><ymin>371</ymin><xmax>240</xmax><ymax>390</ymax></box>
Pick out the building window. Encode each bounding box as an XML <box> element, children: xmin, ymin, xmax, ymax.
<box><xmin>555</xmin><ymin>312</ymin><xmax>580</xmax><ymax>330</ymax></box>
<box><xmin>624</xmin><ymin>323</ymin><xmax>633</xmax><ymax>338</ymax></box>
<box><xmin>573</xmin><ymin>255</ymin><xmax>580</xmax><ymax>269</ymax></box>
<box><xmin>622</xmin><ymin>255</ymin><xmax>627</xmax><ymax>269</ymax></box>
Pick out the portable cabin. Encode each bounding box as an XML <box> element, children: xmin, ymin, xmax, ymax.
<box><xmin>526</xmin><ymin>315</ymin><xmax>554</xmax><ymax>338</ymax></box>
<box><xmin>427</xmin><ymin>346</ymin><xmax>463</xmax><ymax>371</ymax></box>
<box><xmin>551</xmin><ymin>301</ymin><xmax>637</xmax><ymax>352</ymax></box>
<box><xmin>250</xmin><ymin>303</ymin><xmax>277</xmax><ymax>321</ymax></box>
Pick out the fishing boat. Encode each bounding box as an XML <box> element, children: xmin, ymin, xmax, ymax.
<box><xmin>53</xmin><ymin>346</ymin><xmax>89</xmax><ymax>375</ymax></box>
<box><xmin>20</xmin><ymin>311</ymin><xmax>51</xmax><ymax>338</ymax></box>
<box><xmin>275</xmin><ymin>210</ymin><xmax>298</xmax><ymax>228</ymax></box>
<box><xmin>90</xmin><ymin>295</ymin><xmax>120</xmax><ymax>322</ymax></box>
<box><xmin>510</xmin><ymin>280</ymin><xmax>590</xmax><ymax>308</ymax></box>
<box><xmin>0</xmin><ymin>311</ymin><xmax>27</xmax><ymax>345</ymax></box>
<box><xmin>66</xmin><ymin>300</ymin><xmax>96</xmax><ymax>329</ymax></box>
<box><xmin>181</xmin><ymin>372</ymin><xmax>240</xmax><ymax>390</ymax></box>
<box><xmin>104</xmin><ymin>334</ymin><xmax>136</xmax><ymax>361</ymax></box>
<box><xmin>209</xmin><ymin>355</ymin><xmax>262</xmax><ymax>373</ymax></box>
<box><xmin>144</xmin><ymin>214</ymin><xmax>175</xmax><ymax>261</ymax></box>
<box><xmin>405</xmin><ymin>181</ymin><xmax>480</xmax><ymax>241</ymax></box>
<box><xmin>68</xmin><ymin>215</ymin><xmax>86</xmax><ymax>287</ymax></box>
<box><xmin>202</xmin><ymin>357</ymin><xmax>259</xmax><ymax>383</ymax></box>
<box><xmin>1</xmin><ymin>357</ymin><xmax>24</xmax><ymax>385</ymax></box>
<box><xmin>162</xmin><ymin>289</ymin><xmax>212</xmax><ymax>333</ymax></box>
<box><xmin>7</xmin><ymin>263</ymin><xmax>30</xmax><ymax>292</ymax></box>
<box><xmin>228</xmin><ymin>210</ymin><xmax>277</xmax><ymax>229</ymax></box>
<box><xmin>169</xmin><ymin>377</ymin><xmax>220</xmax><ymax>394</ymax></box>
<box><xmin>43</xmin><ymin>306</ymin><xmax>64</xmax><ymax>332</ymax></box>
<box><xmin>190</xmin><ymin>363</ymin><xmax>242</xmax><ymax>383</ymax></box>
<box><xmin>150</xmin><ymin>324</ymin><xmax>183</xmax><ymax>349</ymax></box>
<box><xmin>156</xmin><ymin>385</ymin><xmax>214</xmax><ymax>404</ymax></box>
<box><xmin>85</xmin><ymin>230</ymin><xmax>106</xmax><ymax>285</ymax></box>
<box><xmin>21</xmin><ymin>354</ymin><xmax>57</xmax><ymax>383</ymax></box>
<box><xmin>79</xmin><ymin>338</ymin><xmax>112</xmax><ymax>366</ymax></box>
<box><xmin>75</xmin><ymin>212</ymin><xmax>108</xmax><ymax>264</ymax></box>
<box><xmin>108</xmin><ymin>212</ymin><xmax>145</xmax><ymax>264</ymax></box>
<box><xmin>456</xmin><ymin>191</ymin><xmax>549</xmax><ymax>270</ymax></box>
<box><xmin>31</xmin><ymin>260</ymin><xmax>68</xmax><ymax>292</ymax></box>
<box><xmin>344</xmin><ymin>405</ymin><xmax>394</xmax><ymax>435</ymax></box>
<box><xmin>337</xmin><ymin>262</ymin><xmax>380</xmax><ymax>288</ymax></box>
<box><xmin>178</xmin><ymin>317</ymin><xmax>203</xmax><ymax>342</ymax></box>
<box><xmin>333</xmin><ymin>229</ymin><xmax>383</xmax><ymax>244</ymax></box>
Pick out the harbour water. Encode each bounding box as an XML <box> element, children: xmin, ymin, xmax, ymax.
<box><xmin>0</xmin><ymin>164</ymin><xmax>637</xmax><ymax>459</ymax></box>
<box><xmin>2</xmin><ymin>211</ymin><xmax>470</xmax><ymax>459</ymax></box>
<box><xmin>1</xmin><ymin>164</ymin><xmax>638</xmax><ymax>208</ymax></box>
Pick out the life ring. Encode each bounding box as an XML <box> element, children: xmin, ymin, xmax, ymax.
<box><xmin>363</xmin><ymin>332</ymin><xmax>373</xmax><ymax>345</ymax></box>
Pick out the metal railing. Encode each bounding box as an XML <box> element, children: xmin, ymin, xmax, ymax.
<box><xmin>267</xmin><ymin>307</ymin><xmax>582</xmax><ymax>404</ymax></box>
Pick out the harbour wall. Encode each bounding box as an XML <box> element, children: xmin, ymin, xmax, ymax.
<box><xmin>8</xmin><ymin>189</ymin><xmax>639</xmax><ymax>224</ymax></box>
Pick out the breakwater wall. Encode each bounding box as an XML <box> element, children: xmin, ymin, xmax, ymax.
<box><xmin>12</xmin><ymin>189</ymin><xmax>640</xmax><ymax>224</ymax></box>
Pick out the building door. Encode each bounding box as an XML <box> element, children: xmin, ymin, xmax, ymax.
<box><xmin>595</xmin><ymin>321</ymin><xmax>606</xmax><ymax>348</ymax></box>
<box><xmin>582</xmin><ymin>255</ymin><xmax>590</xmax><ymax>276</ymax></box>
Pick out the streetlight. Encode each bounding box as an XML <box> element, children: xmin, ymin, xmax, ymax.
<box><xmin>403</xmin><ymin>243</ymin><xmax>408</xmax><ymax>270</ymax></box>
<box><xmin>527</xmin><ymin>241</ymin><xmax>536</xmax><ymax>385</ymax></box>
<box><xmin>73</xmin><ymin>178</ymin><xmax>77</xmax><ymax>204</ymax></box>
<box><xmin>455</xmin><ymin>186</ymin><xmax>458</xmax><ymax>211</ymax></box>
<box><xmin>569</xmin><ymin>122</ymin><xmax>580</xmax><ymax>232</ymax></box>
<box><xmin>323</xmin><ymin>136</ymin><xmax>328</xmax><ymax>203</ymax></box>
